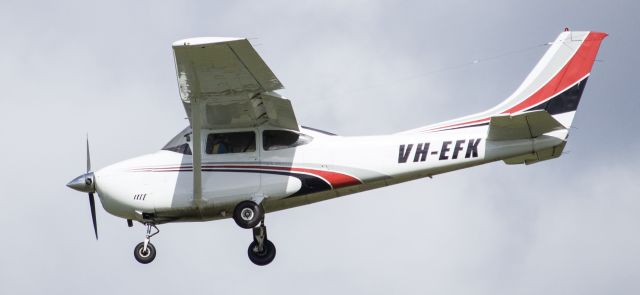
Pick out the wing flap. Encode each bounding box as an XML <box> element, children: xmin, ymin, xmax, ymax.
<box><xmin>262</xmin><ymin>93</ymin><xmax>299</xmax><ymax>131</ymax></box>
<box><xmin>487</xmin><ymin>110</ymin><xmax>565</xmax><ymax>141</ymax></box>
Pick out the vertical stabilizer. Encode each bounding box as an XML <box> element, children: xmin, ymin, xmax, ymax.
<box><xmin>404</xmin><ymin>30</ymin><xmax>608</xmax><ymax>133</ymax></box>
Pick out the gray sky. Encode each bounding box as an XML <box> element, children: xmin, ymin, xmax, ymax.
<box><xmin>0</xmin><ymin>1</ymin><xmax>639</xmax><ymax>294</ymax></box>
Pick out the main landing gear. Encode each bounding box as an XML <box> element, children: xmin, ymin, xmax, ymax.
<box><xmin>248</xmin><ymin>222</ymin><xmax>276</xmax><ymax>266</ymax></box>
<box><xmin>233</xmin><ymin>201</ymin><xmax>276</xmax><ymax>266</ymax></box>
<box><xmin>233</xmin><ymin>200</ymin><xmax>264</xmax><ymax>229</ymax></box>
<box><xmin>134</xmin><ymin>223</ymin><xmax>159</xmax><ymax>264</ymax></box>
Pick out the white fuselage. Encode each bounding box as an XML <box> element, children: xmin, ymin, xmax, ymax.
<box><xmin>63</xmin><ymin>31</ymin><xmax>605</xmax><ymax>266</ymax></box>
<box><xmin>94</xmin><ymin>125</ymin><xmax>566</xmax><ymax>224</ymax></box>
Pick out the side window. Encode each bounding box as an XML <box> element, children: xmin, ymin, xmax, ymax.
<box><xmin>206</xmin><ymin>131</ymin><xmax>256</xmax><ymax>154</ymax></box>
<box><xmin>263</xmin><ymin>130</ymin><xmax>312</xmax><ymax>151</ymax></box>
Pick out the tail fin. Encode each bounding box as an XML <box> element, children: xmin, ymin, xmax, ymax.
<box><xmin>404</xmin><ymin>30</ymin><xmax>608</xmax><ymax>133</ymax></box>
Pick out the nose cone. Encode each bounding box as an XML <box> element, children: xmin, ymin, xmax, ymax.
<box><xmin>66</xmin><ymin>172</ymin><xmax>95</xmax><ymax>193</ymax></box>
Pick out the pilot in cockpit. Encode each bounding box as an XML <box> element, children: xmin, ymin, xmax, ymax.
<box><xmin>210</xmin><ymin>136</ymin><xmax>230</xmax><ymax>154</ymax></box>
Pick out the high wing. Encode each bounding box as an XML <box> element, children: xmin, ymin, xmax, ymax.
<box><xmin>172</xmin><ymin>37</ymin><xmax>300</xmax><ymax>209</ymax></box>
<box><xmin>172</xmin><ymin>37</ymin><xmax>299</xmax><ymax>131</ymax></box>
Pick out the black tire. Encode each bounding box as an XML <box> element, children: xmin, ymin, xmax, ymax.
<box><xmin>233</xmin><ymin>201</ymin><xmax>264</xmax><ymax>229</ymax></box>
<box><xmin>134</xmin><ymin>242</ymin><xmax>156</xmax><ymax>264</ymax></box>
<box><xmin>247</xmin><ymin>239</ymin><xmax>276</xmax><ymax>266</ymax></box>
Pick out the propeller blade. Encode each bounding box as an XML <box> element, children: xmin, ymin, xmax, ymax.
<box><xmin>86</xmin><ymin>136</ymin><xmax>91</xmax><ymax>173</ymax></box>
<box><xmin>89</xmin><ymin>192</ymin><xmax>98</xmax><ymax>240</ymax></box>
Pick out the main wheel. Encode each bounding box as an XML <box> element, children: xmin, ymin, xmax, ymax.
<box><xmin>233</xmin><ymin>201</ymin><xmax>264</xmax><ymax>229</ymax></box>
<box><xmin>247</xmin><ymin>239</ymin><xmax>276</xmax><ymax>266</ymax></box>
<box><xmin>134</xmin><ymin>242</ymin><xmax>157</xmax><ymax>264</ymax></box>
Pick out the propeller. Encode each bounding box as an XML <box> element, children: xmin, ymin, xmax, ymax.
<box><xmin>66</xmin><ymin>136</ymin><xmax>98</xmax><ymax>240</ymax></box>
<box><xmin>88</xmin><ymin>192</ymin><xmax>98</xmax><ymax>239</ymax></box>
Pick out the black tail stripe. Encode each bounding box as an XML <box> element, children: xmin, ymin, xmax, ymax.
<box><xmin>527</xmin><ymin>77</ymin><xmax>589</xmax><ymax>114</ymax></box>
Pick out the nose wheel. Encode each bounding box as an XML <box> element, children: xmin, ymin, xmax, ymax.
<box><xmin>134</xmin><ymin>241</ymin><xmax>156</xmax><ymax>264</ymax></box>
<box><xmin>134</xmin><ymin>223</ymin><xmax>159</xmax><ymax>264</ymax></box>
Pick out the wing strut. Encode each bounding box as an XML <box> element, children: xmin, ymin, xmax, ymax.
<box><xmin>191</xmin><ymin>97</ymin><xmax>203</xmax><ymax>215</ymax></box>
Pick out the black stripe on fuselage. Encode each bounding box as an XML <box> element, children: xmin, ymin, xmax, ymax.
<box><xmin>200</xmin><ymin>168</ymin><xmax>332</xmax><ymax>197</ymax></box>
<box><xmin>527</xmin><ymin>77</ymin><xmax>589</xmax><ymax>114</ymax></box>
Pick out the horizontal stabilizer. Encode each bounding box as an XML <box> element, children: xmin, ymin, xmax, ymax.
<box><xmin>503</xmin><ymin>141</ymin><xmax>566</xmax><ymax>165</ymax></box>
<box><xmin>487</xmin><ymin>110</ymin><xmax>565</xmax><ymax>141</ymax></box>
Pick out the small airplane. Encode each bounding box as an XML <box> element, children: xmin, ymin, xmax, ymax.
<box><xmin>67</xmin><ymin>29</ymin><xmax>607</xmax><ymax>265</ymax></box>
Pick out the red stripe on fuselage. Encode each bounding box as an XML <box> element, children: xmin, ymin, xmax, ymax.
<box><xmin>292</xmin><ymin>167</ymin><xmax>362</xmax><ymax>188</ymax></box>
<box><xmin>133</xmin><ymin>165</ymin><xmax>362</xmax><ymax>189</ymax></box>
<box><xmin>204</xmin><ymin>165</ymin><xmax>362</xmax><ymax>189</ymax></box>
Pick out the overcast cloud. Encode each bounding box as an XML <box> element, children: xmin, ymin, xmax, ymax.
<box><xmin>0</xmin><ymin>1</ymin><xmax>639</xmax><ymax>294</ymax></box>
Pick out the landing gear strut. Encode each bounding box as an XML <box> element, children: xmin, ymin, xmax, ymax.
<box><xmin>247</xmin><ymin>221</ymin><xmax>276</xmax><ymax>266</ymax></box>
<box><xmin>134</xmin><ymin>223</ymin><xmax>159</xmax><ymax>264</ymax></box>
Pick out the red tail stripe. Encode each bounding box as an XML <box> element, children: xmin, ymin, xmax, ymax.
<box><xmin>427</xmin><ymin>31</ymin><xmax>607</xmax><ymax>132</ymax></box>
<box><xmin>501</xmin><ymin>32</ymin><xmax>606</xmax><ymax>114</ymax></box>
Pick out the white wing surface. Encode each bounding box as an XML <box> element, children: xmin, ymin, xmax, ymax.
<box><xmin>172</xmin><ymin>37</ymin><xmax>298</xmax><ymax>130</ymax></box>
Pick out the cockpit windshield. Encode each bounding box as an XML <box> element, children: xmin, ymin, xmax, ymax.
<box><xmin>162</xmin><ymin>126</ymin><xmax>192</xmax><ymax>155</ymax></box>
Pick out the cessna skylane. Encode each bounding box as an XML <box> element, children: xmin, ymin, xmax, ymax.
<box><xmin>67</xmin><ymin>29</ymin><xmax>607</xmax><ymax>265</ymax></box>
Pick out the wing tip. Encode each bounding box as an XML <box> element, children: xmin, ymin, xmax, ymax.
<box><xmin>172</xmin><ymin>37</ymin><xmax>245</xmax><ymax>47</ymax></box>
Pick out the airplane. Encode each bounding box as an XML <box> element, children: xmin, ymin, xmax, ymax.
<box><xmin>67</xmin><ymin>29</ymin><xmax>607</xmax><ymax>265</ymax></box>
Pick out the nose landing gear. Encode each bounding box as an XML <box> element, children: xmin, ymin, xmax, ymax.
<box><xmin>134</xmin><ymin>223</ymin><xmax>159</xmax><ymax>264</ymax></box>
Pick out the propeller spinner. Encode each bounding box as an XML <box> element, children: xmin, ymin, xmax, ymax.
<box><xmin>66</xmin><ymin>138</ymin><xmax>99</xmax><ymax>240</ymax></box>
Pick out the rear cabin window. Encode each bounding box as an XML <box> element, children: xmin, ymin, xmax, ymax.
<box><xmin>206</xmin><ymin>131</ymin><xmax>256</xmax><ymax>154</ymax></box>
<box><xmin>263</xmin><ymin>130</ymin><xmax>312</xmax><ymax>151</ymax></box>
